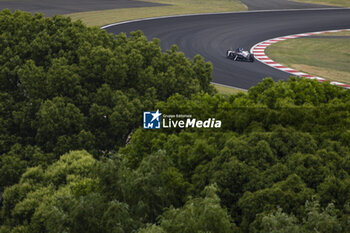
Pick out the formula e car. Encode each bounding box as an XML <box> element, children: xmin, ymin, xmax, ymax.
<box><xmin>226</xmin><ymin>48</ymin><xmax>254</xmax><ymax>62</ymax></box>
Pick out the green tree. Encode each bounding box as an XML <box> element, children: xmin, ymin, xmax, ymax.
<box><xmin>0</xmin><ymin>9</ymin><xmax>215</xmax><ymax>193</ymax></box>
<box><xmin>140</xmin><ymin>184</ymin><xmax>237</xmax><ymax>233</ymax></box>
<box><xmin>0</xmin><ymin>150</ymin><xmax>97</xmax><ymax>231</ymax></box>
<box><xmin>238</xmin><ymin>174</ymin><xmax>314</xmax><ymax>231</ymax></box>
<box><xmin>35</xmin><ymin>97</ymin><xmax>86</xmax><ymax>153</ymax></box>
<box><xmin>260</xmin><ymin>207</ymin><xmax>302</xmax><ymax>233</ymax></box>
<box><xmin>259</xmin><ymin>200</ymin><xmax>343</xmax><ymax>233</ymax></box>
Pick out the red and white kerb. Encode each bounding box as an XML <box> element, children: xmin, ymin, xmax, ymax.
<box><xmin>250</xmin><ymin>29</ymin><xmax>350</xmax><ymax>89</ymax></box>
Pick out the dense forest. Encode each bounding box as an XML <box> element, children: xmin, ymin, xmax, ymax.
<box><xmin>0</xmin><ymin>10</ymin><xmax>350</xmax><ymax>233</ymax></box>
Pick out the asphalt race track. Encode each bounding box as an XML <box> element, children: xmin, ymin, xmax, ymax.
<box><xmin>1</xmin><ymin>0</ymin><xmax>348</xmax><ymax>89</ymax></box>
<box><xmin>240</xmin><ymin>0</ymin><xmax>332</xmax><ymax>10</ymax></box>
<box><xmin>105</xmin><ymin>8</ymin><xmax>350</xmax><ymax>89</ymax></box>
<box><xmin>0</xmin><ymin>0</ymin><xmax>166</xmax><ymax>16</ymax></box>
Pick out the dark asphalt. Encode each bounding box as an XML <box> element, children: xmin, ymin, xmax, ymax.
<box><xmin>105</xmin><ymin>9</ymin><xmax>350</xmax><ymax>89</ymax></box>
<box><xmin>240</xmin><ymin>0</ymin><xmax>336</xmax><ymax>10</ymax></box>
<box><xmin>0</xmin><ymin>0</ymin><xmax>166</xmax><ymax>16</ymax></box>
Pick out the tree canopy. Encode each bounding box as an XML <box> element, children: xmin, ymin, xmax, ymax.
<box><xmin>1</xmin><ymin>9</ymin><xmax>350</xmax><ymax>233</ymax></box>
<box><xmin>0</xmin><ymin>9</ymin><xmax>214</xmax><ymax>193</ymax></box>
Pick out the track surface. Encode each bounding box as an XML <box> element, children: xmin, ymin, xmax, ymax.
<box><xmin>240</xmin><ymin>0</ymin><xmax>333</xmax><ymax>10</ymax></box>
<box><xmin>105</xmin><ymin>9</ymin><xmax>350</xmax><ymax>89</ymax></box>
<box><xmin>0</xmin><ymin>0</ymin><xmax>166</xmax><ymax>16</ymax></box>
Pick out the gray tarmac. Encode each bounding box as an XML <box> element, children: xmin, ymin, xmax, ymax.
<box><xmin>0</xmin><ymin>0</ymin><xmax>166</xmax><ymax>16</ymax></box>
<box><xmin>240</xmin><ymin>0</ymin><xmax>337</xmax><ymax>10</ymax></box>
<box><xmin>1</xmin><ymin>0</ymin><xmax>348</xmax><ymax>89</ymax></box>
<box><xmin>105</xmin><ymin>9</ymin><xmax>350</xmax><ymax>89</ymax></box>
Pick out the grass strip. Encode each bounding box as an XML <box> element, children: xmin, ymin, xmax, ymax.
<box><xmin>266</xmin><ymin>33</ymin><xmax>350</xmax><ymax>84</ymax></box>
<box><xmin>213</xmin><ymin>83</ymin><xmax>247</xmax><ymax>95</ymax></box>
<box><xmin>318</xmin><ymin>31</ymin><xmax>350</xmax><ymax>36</ymax></box>
<box><xmin>66</xmin><ymin>0</ymin><xmax>247</xmax><ymax>27</ymax></box>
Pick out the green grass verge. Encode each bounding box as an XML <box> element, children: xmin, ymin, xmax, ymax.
<box><xmin>66</xmin><ymin>0</ymin><xmax>247</xmax><ymax>26</ymax></box>
<box><xmin>292</xmin><ymin>0</ymin><xmax>350</xmax><ymax>7</ymax></box>
<box><xmin>213</xmin><ymin>83</ymin><xmax>247</xmax><ymax>95</ymax></box>
<box><xmin>265</xmin><ymin>33</ymin><xmax>350</xmax><ymax>84</ymax></box>
<box><xmin>319</xmin><ymin>31</ymin><xmax>350</xmax><ymax>36</ymax></box>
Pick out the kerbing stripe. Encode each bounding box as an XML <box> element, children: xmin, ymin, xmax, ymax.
<box><xmin>301</xmin><ymin>74</ymin><xmax>315</xmax><ymax>77</ymax></box>
<box><xmin>250</xmin><ymin>28</ymin><xmax>350</xmax><ymax>89</ymax></box>
<box><xmin>257</xmin><ymin>58</ymin><xmax>273</xmax><ymax>61</ymax></box>
<box><xmin>290</xmin><ymin>72</ymin><xmax>307</xmax><ymax>76</ymax></box>
<box><xmin>274</xmin><ymin>66</ymin><xmax>287</xmax><ymax>68</ymax></box>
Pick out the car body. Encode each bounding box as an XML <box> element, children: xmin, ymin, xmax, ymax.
<box><xmin>226</xmin><ymin>48</ymin><xmax>254</xmax><ymax>62</ymax></box>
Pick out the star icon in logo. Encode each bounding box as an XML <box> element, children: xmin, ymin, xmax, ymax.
<box><xmin>151</xmin><ymin>109</ymin><xmax>161</xmax><ymax>122</ymax></box>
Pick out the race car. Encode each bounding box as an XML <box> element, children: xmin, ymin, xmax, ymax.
<box><xmin>226</xmin><ymin>48</ymin><xmax>254</xmax><ymax>62</ymax></box>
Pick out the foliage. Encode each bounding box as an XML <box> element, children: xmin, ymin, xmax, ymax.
<box><xmin>117</xmin><ymin>77</ymin><xmax>350</xmax><ymax>232</ymax></box>
<box><xmin>260</xmin><ymin>200</ymin><xmax>344</xmax><ymax>233</ymax></box>
<box><xmin>3</xmin><ymin>77</ymin><xmax>350</xmax><ymax>232</ymax></box>
<box><xmin>1</xmin><ymin>9</ymin><xmax>350</xmax><ymax>233</ymax></box>
<box><xmin>0</xmin><ymin>150</ymin><xmax>141</xmax><ymax>233</ymax></box>
<box><xmin>139</xmin><ymin>184</ymin><xmax>237</xmax><ymax>233</ymax></box>
<box><xmin>0</xmin><ymin>9</ymin><xmax>214</xmax><ymax>191</ymax></box>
